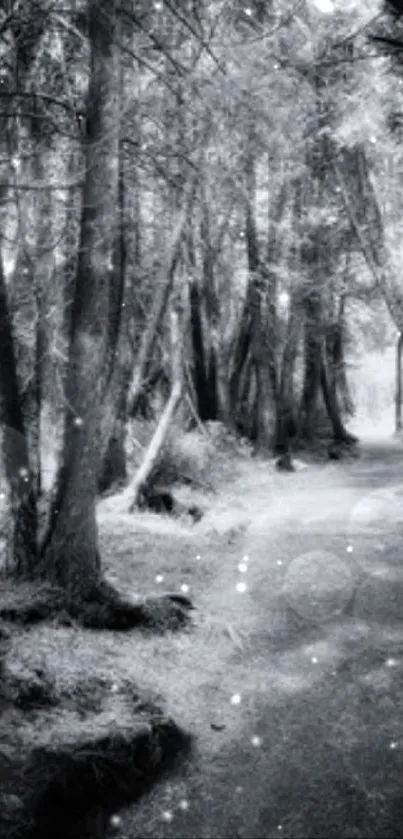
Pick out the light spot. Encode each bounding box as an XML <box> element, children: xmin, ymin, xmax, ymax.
<box><xmin>243</xmin><ymin>555</ymin><xmax>249</xmax><ymax>563</ymax></box>
<box><xmin>156</xmin><ymin>575</ymin><xmax>164</xmax><ymax>583</ymax></box>
<box><xmin>110</xmin><ymin>814</ymin><xmax>121</xmax><ymax>828</ymax></box>
<box><xmin>230</xmin><ymin>693</ymin><xmax>242</xmax><ymax>705</ymax></box>
<box><xmin>244</xmin><ymin>7</ymin><xmax>253</xmax><ymax>16</ymax></box>
<box><xmin>346</xmin><ymin>545</ymin><xmax>353</xmax><ymax>553</ymax></box>
<box><xmin>236</xmin><ymin>581</ymin><xmax>247</xmax><ymax>593</ymax></box>
<box><xmin>251</xmin><ymin>735</ymin><xmax>262</xmax><ymax>747</ymax></box>
<box><xmin>74</xmin><ymin>416</ymin><xmax>83</xmax><ymax>427</ymax></box>
<box><xmin>181</xmin><ymin>584</ymin><xmax>189</xmax><ymax>593</ymax></box>
<box><xmin>310</xmin><ymin>0</ymin><xmax>334</xmax><ymax>13</ymax></box>
<box><xmin>111</xmin><ymin>683</ymin><xmax>119</xmax><ymax>693</ymax></box>
<box><xmin>18</xmin><ymin>467</ymin><xmax>28</xmax><ymax>478</ymax></box>
<box><xmin>277</xmin><ymin>560</ymin><xmax>282</xmax><ymax>566</ymax></box>
<box><xmin>311</xmin><ymin>657</ymin><xmax>318</xmax><ymax>664</ymax></box>
<box><xmin>179</xmin><ymin>799</ymin><xmax>189</xmax><ymax>811</ymax></box>
<box><xmin>386</xmin><ymin>658</ymin><xmax>398</xmax><ymax>668</ymax></box>
<box><xmin>196</xmin><ymin>554</ymin><xmax>201</xmax><ymax>560</ymax></box>
<box><xmin>236</xmin><ymin>785</ymin><xmax>243</xmax><ymax>793</ymax></box>
<box><xmin>390</xmin><ymin>741</ymin><xmax>398</xmax><ymax>750</ymax></box>
<box><xmin>238</xmin><ymin>563</ymin><xmax>248</xmax><ymax>573</ymax></box>
<box><xmin>162</xmin><ymin>811</ymin><xmax>173</xmax><ymax>822</ymax></box>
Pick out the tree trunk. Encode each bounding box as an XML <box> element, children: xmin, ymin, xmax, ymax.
<box><xmin>38</xmin><ymin>2</ymin><xmax>121</xmax><ymax>598</ymax></box>
<box><xmin>396</xmin><ymin>331</ymin><xmax>403</xmax><ymax>434</ymax></box>
<box><xmin>0</xmin><ymin>254</ymin><xmax>38</xmax><ymax>576</ymax></box>
<box><xmin>127</xmin><ymin>181</ymin><xmax>196</xmax><ymax>417</ymax></box>
<box><xmin>126</xmin><ymin>309</ymin><xmax>183</xmax><ymax>511</ymax></box>
<box><xmin>320</xmin><ymin>349</ymin><xmax>352</xmax><ymax>443</ymax></box>
<box><xmin>298</xmin><ymin>284</ymin><xmax>323</xmax><ymax>440</ymax></box>
<box><xmin>98</xmin><ymin>129</ymin><xmax>130</xmax><ymax>493</ymax></box>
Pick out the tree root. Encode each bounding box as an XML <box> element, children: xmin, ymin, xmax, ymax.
<box><xmin>68</xmin><ymin>579</ymin><xmax>194</xmax><ymax>631</ymax></box>
<box><xmin>0</xmin><ymin>578</ymin><xmax>194</xmax><ymax>632</ymax></box>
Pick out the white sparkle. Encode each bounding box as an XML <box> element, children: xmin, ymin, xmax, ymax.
<box><xmin>111</xmin><ymin>683</ymin><xmax>119</xmax><ymax>693</ymax></box>
<box><xmin>236</xmin><ymin>785</ymin><xmax>243</xmax><ymax>793</ymax></box>
<box><xmin>236</xmin><ymin>581</ymin><xmax>247</xmax><ymax>593</ymax></box>
<box><xmin>311</xmin><ymin>657</ymin><xmax>318</xmax><ymax>664</ymax></box>
<box><xmin>238</xmin><ymin>563</ymin><xmax>248</xmax><ymax>573</ymax></box>
<box><xmin>156</xmin><ymin>574</ymin><xmax>164</xmax><ymax>583</ymax></box>
<box><xmin>179</xmin><ymin>800</ymin><xmax>189</xmax><ymax>811</ymax></box>
<box><xmin>110</xmin><ymin>814</ymin><xmax>121</xmax><ymax>828</ymax></box>
<box><xmin>0</xmin><ymin>493</ymin><xmax>5</xmax><ymax>500</ymax></box>
<box><xmin>390</xmin><ymin>741</ymin><xmax>398</xmax><ymax>750</ymax></box>
<box><xmin>386</xmin><ymin>658</ymin><xmax>398</xmax><ymax>668</ymax></box>
<box><xmin>244</xmin><ymin>6</ymin><xmax>252</xmax><ymax>15</ymax></box>
<box><xmin>251</xmin><ymin>735</ymin><xmax>262</xmax><ymax>747</ymax></box>
<box><xmin>310</xmin><ymin>0</ymin><xmax>334</xmax><ymax>13</ymax></box>
<box><xmin>181</xmin><ymin>584</ymin><xmax>189</xmax><ymax>593</ymax></box>
<box><xmin>346</xmin><ymin>545</ymin><xmax>353</xmax><ymax>553</ymax></box>
<box><xmin>74</xmin><ymin>416</ymin><xmax>83</xmax><ymax>427</ymax></box>
<box><xmin>230</xmin><ymin>693</ymin><xmax>242</xmax><ymax>705</ymax></box>
<box><xmin>162</xmin><ymin>811</ymin><xmax>173</xmax><ymax>822</ymax></box>
<box><xmin>243</xmin><ymin>555</ymin><xmax>249</xmax><ymax>563</ymax></box>
<box><xmin>277</xmin><ymin>560</ymin><xmax>282</xmax><ymax>566</ymax></box>
<box><xmin>196</xmin><ymin>554</ymin><xmax>201</xmax><ymax>560</ymax></box>
<box><xmin>18</xmin><ymin>467</ymin><xmax>28</xmax><ymax>478</ymax></box>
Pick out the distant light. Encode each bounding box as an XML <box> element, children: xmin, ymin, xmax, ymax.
<box><xmin>180</xmin><ymin>584</ymin><xmax>189</xmax><ymax>593</ymax></box>
<box><xmin>155</xmin><ymin>574</ymin><xmax>164</xmax><ymax>583</ymax></box>
<box><xmin>244</xmin><ymin>6</ymin><xmax>253</xmax><ymax>15</ymax></box>
<box><xmin>238</xmin><ymin>563</ymin><xmax>248</xmax><ymax>573</ymax></box>
<box><xmin>230</xmin><ymin>693</ymin><xmax>242</xmax><ymax>705</ymax></box>
<box><xmin>278</xmin><ymin>291</ymin><xmax>289</xmax><ymax>307</ymax></box>
<box><xmin>236</xmin><ymin>581</ymin><xmax>247</xmax><ymax>593</ymax></box>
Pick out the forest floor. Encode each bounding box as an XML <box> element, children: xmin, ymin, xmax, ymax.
<box><xmin>6</xmin><ymin>434</ymin><xmax>403</xmax><ymax>837</ymax></box>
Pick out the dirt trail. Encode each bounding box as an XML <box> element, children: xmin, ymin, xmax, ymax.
<box><xmin>106</xmin><ymin>439</ymin><xmax>403</xmax><ymax>837</ymax></box>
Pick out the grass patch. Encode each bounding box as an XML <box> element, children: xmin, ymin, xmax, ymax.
<box><xmin>3</xmin><ymin>440</ymin><xmax>403</xmax><ymax>837</ymax></box>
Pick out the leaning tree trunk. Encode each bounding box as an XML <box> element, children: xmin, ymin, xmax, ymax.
<box><xmin>125</xmin><ymin>308</ymin><xmax>184</xmax><ymax>512</ymax></box>
<box><xmin>38</xmin><ymin>2</ymin><xmax>121</xmax><ymax>598</ymax></box>
<box><xmin>127</xmin><ymin>180</ymin><xmax>196</xmax><ymax>417</ymax></box>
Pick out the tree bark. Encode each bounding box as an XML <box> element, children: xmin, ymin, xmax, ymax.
<box><xmin>396</xmin><ymin>331</ymin><xmax>403</xmax><ymax>434</ymax></box>
<box><xmin>126</xmin><ymin>309</ymin><xmax>183</xmax><ymax>512</ymax></box>
<box><xmin>298</xmin><ymin>282</ymin><xmax>323</xmax><ymax>440</ymax></box>
<box><xmin>39</xmin><ymin>2</ymin><xmax>121</xmax><ymax>598</ymax></box>
<box><xmin>127</xmin><ymin>181</ymin><xmax>196</xmax><ymax>417</ymax></box>
<box><xmin>0</xmin><ymin>253</ymin><xmax>38</xmax><ymax>575</ymax></box>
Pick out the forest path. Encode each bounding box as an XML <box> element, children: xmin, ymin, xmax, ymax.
<box><xmin>107</xmin><ymin>437</ymin><xmax>403</xmax><ymax>839</ymax></box>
